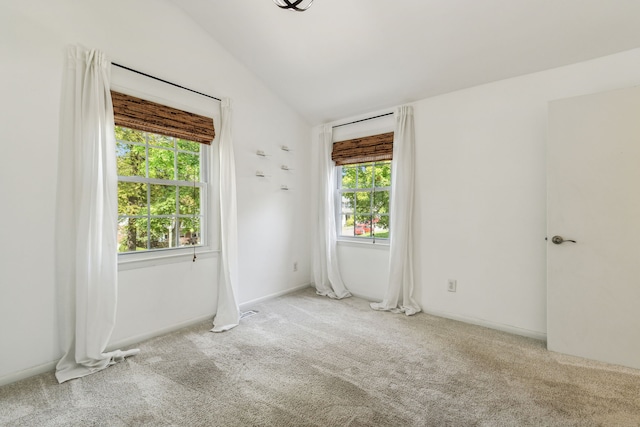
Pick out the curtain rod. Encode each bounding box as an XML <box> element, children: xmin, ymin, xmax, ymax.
<box><xmin>112</xmin><ymin>62</ymin><xmax>221</xmax><ymax>102</ymax></box>
<box><xmin>332</xmin><ymin>112</ymin><xmax>393</xmax><ymax>129</ymax></box>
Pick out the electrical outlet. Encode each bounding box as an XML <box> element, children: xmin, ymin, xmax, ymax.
<box><xmin>447</xmin><ymin>279</ymin><xmax>457</xmax><ymax>292</ymax></box>
<box><xmin>293</xmin><ymin>262</ymin><xmax>298</xmax><ymax>272</ymax></box>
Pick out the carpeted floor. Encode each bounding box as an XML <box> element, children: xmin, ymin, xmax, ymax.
<box><xmin>1</xmin><ymin>287</ymin><xmax>640</xmax><ymax>426</ymax></box>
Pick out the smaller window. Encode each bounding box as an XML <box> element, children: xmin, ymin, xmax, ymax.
<box><xmin>337</xmin><ymin>161</ymin><xmax>391</xmax><ymax>240</ymax></box>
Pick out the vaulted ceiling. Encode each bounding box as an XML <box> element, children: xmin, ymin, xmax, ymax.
<box><xmin>171</xmin><ymin>0</ymin><xmax>640</xmax><ymax>124</ymax></box>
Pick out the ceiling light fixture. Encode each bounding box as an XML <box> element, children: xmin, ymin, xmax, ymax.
<box><xmin>273</xmin><ymin>0</ymin><xmax>314</xmax><ymax>12</ymax></box>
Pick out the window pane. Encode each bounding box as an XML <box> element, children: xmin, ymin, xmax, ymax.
<box><xmin>354</xmin><ymin>215</ymin><xmax>372</xmax><ymax>237</ymax></box>
<box><xmin>341</xmin><ymin>192</ymin><xmax>355</xmax><ymax>214</ymax></box>
<box><xmin>118</xmin><ymin>182</ymin><xmax>147</xmax><ymax>215</ymax></box>
<box><xmin>375</xmin><ymin>162</ymin><xmax>391</xmax><ymax>187</ymax></box>
<box><xmin>116</xmin><ymin>142</ymin><xmax>146</xmax><ymax>177</ymax></box>
<box><xmin>150</xmin><ymin>185</ymin><xmax>176</xmax><ymax>215</ymax></box>
<box><xmin>339</xmin><ymin>214</ymin><xmax>354</xmax><ymax>236</ymax></box>
<box><xmin>179</xmin><ymin>217</ymin><xmax>201</xmax><ymax>246</ymax></box>
<box><xmin>373</xmin><ymin>214</ymin><xmax>389</xmax><ymax>238</ymax></box>
<box><xmin>177</xmin><ymin>152</ymin><xmax>200</xmax><ymax>182</ymax></box>
<box><xmin>179</xmin><ymin>186</ymin><xmax>200</xmax><ymax>215</ymax></box>
<box><xmin>177</xmin><ymin>139</ymin><xmax>201</xmax><ymax>153</ymax></box>
<box><xmin>373</xmin><ymin>190</ymin><xmax>390</xmax><ymax>214</ymax></box>
<box><xmin>355</xmin><ymin>191</ymin><xmax>372</xmax><ymax>214</ymax></box>
<box><xmin>115</xmin><ymin>126</ymin><xmax>145</xmax><ymax>144</ymax></box>
<box><xmin>115</xmin><ymin>129</ymin><xmax>207</xmax><ymax>255</ymax></box>
<box><xmin>149</xmin><ymin>217</ymin><xmax>176</xmax><ymax>250</ymax></box>
<box><xmin>147</xmin><ymin>133</ymin><xmax>174</xmax><ymax>149</ymax></box>
<box><xmin>336</xmin><ymin>161</ymin><xmax>391</xmax><ymax>240</ymax></box>
<box><xmin>118</xmin><ymin>217</ymin><xmax>147</xmax><ymax>252</ymax></box>
<box><xmin>341</xmin><ymin>166</ymin><xmax>356</xmax><ymax>189</ymax></box>
<box><xmin>358</xmin><ymin>164</ymin><xmax>374</xmax><ymax>188</ymax></box>
<box><xmin>148</xmin><ymin>147</ymin><xmax>175</xmax><ymax>180</ymax></box>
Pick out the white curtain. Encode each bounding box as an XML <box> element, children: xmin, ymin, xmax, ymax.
<box><xmin>312</xmin><ymin>125</ymin><xmax>351</xmax><ymax>299</ymax></box>
<box><xmin>211</xmin><ymin>98</ymin><xmax>240</xmax><ymax>332</ymax></box>
<box><xmin>370</xmin><ymin>106</ymin><xmax>421</xmax><ymax>315</ymax></box>
<box><xmin>55</xmin><ymin>46</ymin><xmax>138</xmax><ymax>383</ymax></box>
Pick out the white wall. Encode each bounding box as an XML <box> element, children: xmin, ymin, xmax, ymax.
<box><xmin>330</xmin><ymin>48</ymin><xmax>640</xmax><ymax>339</ymax></box>
<box><xmin>0</xmin><ymin>0</ymin><xmax>311</xmax><ymax>384</ymax></box>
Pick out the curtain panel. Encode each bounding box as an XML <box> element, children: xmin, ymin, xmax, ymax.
<box><xmin>211</xmin><ymin>98</ymin><xmax>240</xmax><ymax>332</ymax></box>
<box><xmin>55</xmin><ymin>46</ymin><xmax>138</xmax><ymax>383</ymax></box>
<box><xmin>312</xmin><ymin>125</ymin><xmax>351</xmax><ymax>299</ymax></box>
<box><xmin>370</xmin><ymin>105</ymin><xmax>421</xmax><ymax>315</ymax></box>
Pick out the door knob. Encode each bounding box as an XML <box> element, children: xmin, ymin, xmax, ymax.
<box><xmin>551</xmin><ymin>235</ymin><xmax>576</xmax><ymax>244</ymax></box>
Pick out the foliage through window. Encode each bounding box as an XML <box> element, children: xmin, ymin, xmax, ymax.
<box><xmin>337</xmin><ymin>161</ymin><xmax>391</xmax><ymax>240</ymax></box>
<box><xmin>116</xmin><ymin>126</ymin><xmax>206</xmax><ymax>253</ymax></box>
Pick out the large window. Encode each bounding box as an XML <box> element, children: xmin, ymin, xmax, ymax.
<box><xmin>116</xmin><ymin>126</ymin><xmax>207</xmax><ymax>253</ymax></box>
<box><xmin>337</xmin><ymin>161</ymin><xmax>391</xmax><ymax>240</ymax></box>
<box><xmin>332</xmin><ymin>131</ymin><xmax>393</xmax><ymax>241</ymax></box>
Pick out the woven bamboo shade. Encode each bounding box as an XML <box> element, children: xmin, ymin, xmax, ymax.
<box><xmin>331</xmin><ymin>132</ymin><xmax>394</xmax><ymax>166</ymax></box>
<box><xmin>111</xmin><ymin>91</ymin><xmax>215</xmax><ymax>145</ymax></box>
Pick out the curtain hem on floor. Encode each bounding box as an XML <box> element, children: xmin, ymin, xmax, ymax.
<box><xmin>55</xmin><ymin>45</ymin><xmax>138</xmax><ymax>383</ymax></box>
<box><xmin>369</xmin><ymin>105</ymin><xmax>421</xmax><ymax>316</ymax></box>
<box><xmin>211</xmin><ymin>98</ymin><xmax>240</xmax><ymax>332</ymax></box>
<box><xmin>312</xmin><ymin>125</ymin><xmax>351</xmax><ymax>300</ymax></box>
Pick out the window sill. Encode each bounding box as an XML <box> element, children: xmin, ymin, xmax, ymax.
<box><xmin>118</xmin><ymin>247</ymin><xmax>219</xmax><ymax>271</ymax></box>
<box><xmin>336</xmin><ymin>238</ymin><xmax>390</xmax><ymax>250</ymax></box>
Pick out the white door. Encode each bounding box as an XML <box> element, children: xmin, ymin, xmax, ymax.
<box><xmin>547</xmin><ymin>86</ymin><xmax>640</xmax><ymax>370</ymax></box>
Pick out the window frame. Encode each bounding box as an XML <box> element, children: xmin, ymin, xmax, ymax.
<box><xmin>336</xmin><ymin>160</ymin><xmax>391</xmax><ymax>244</ymax></box>
<box><xmin>115</xmin><ymin>126</ymin><xmax>212</xmax><ymax>261</ymax></box>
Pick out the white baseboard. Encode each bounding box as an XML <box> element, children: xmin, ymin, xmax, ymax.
<box><xmin>346</xmin><ymin>291</ymin><xmax>546</xmax><ymax>341</ymax></box>
<box><xmin>107</xmin><ymin>313</ymin><xmax>215</xmax><ymax>352</ymax></box>
<box><xmin>0</xmin><ymin>360</ymin><xmax>58</xmax><ymax>387</ymax></box>
<box><xmin>421</xmin><ymin>307</ymin><xmax>547</xmax><ymax>341</ymax></box>
<box><xmin>110</xmin><ymin>283</ymin><xmax>313</xmax><ymax>349</ymax></box>
<box><xmin>239</xmin><ymin>283</ymin><xmax>312</xmax><ymax>311</ymax></box>
<box><xmin>347</xmin><ymin>291</ymin><xmax>377</xmax><ymax>302</ymax></box>
<box><xmin>111</xmin><ymin>283</ymin><xmax>313</xmax><ymax>350</ymax></box>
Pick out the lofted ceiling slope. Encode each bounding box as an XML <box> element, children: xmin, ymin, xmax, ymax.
<box><xmin>171</xmin><ymin>0</ymin><xmax>640</xmax><ymax>125</ymax></box>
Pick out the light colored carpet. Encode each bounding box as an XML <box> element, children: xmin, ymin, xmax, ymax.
<box><xmin>1</xmin><ymin>287</ymin><xmax>639</xmax><ymax>426</ymax></box>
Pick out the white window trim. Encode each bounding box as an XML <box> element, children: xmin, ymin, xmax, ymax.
<box><xmin>118</xmin><ymin>247</ymin><xmax>219</xmax><ymax>271</ymax></box>
<box><xmin>337</xmin><ymin>238</ymin><xmax>390</xmax><ymax>249</ymax></box>
<box><xmin>116</xmin><ymin>130</ymin><xmax>217</xmax><ymax>267</ymax></box>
